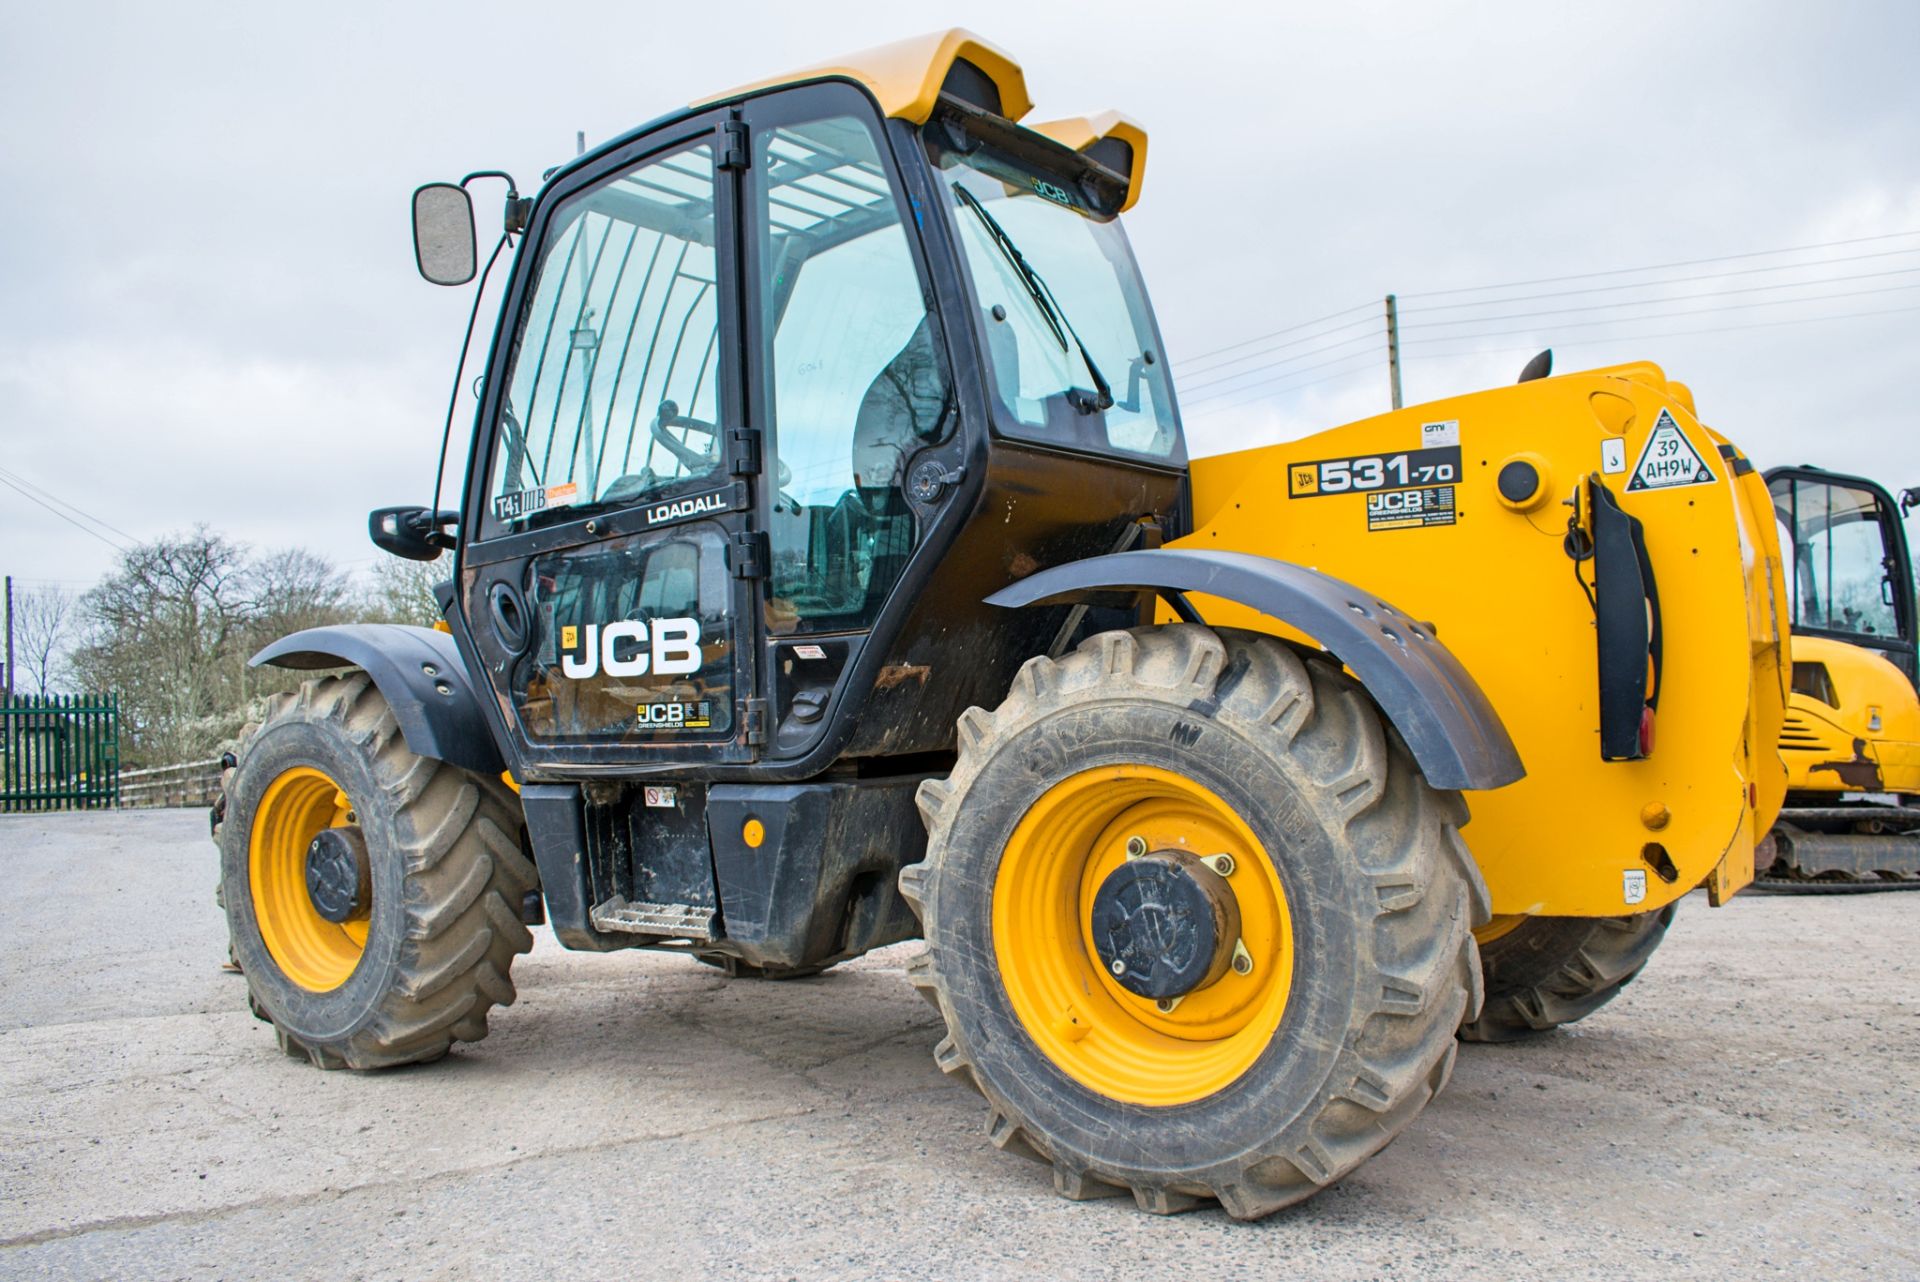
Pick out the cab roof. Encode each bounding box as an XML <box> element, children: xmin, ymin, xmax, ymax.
<box><xmin>695</xmin><ymin>28</ymin><xmax>1148</xmax><ymax>212</ymax></box>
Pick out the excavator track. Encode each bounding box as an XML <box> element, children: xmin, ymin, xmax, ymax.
<box><xmin>1752</xmin><ymin>806</ymin><xmax>1920</xmax><ymax>893</ymax></box>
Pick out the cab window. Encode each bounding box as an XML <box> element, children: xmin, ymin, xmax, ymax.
<box><xmin>755</xmin><ymin>115</ymin><xmax>951</xmax><ymax>634</ymax></box>
<box><xmin>485</xmin><ymin>143</ymin><xmax>725</xmax><ymax>537</ymax></box>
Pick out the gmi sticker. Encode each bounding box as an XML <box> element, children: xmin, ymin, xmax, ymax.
<box><xmin>1626</xmin><ymin>410</ymin><xmax>1715</xmax><ymax>490</ymax></box>
<box><xmin>1366</xmin><ymin>486</ymin><xmax>1457</xmax><ymax>531</ymax></box>
<box><xmin>1420</xmin><ymin>420</ymin><xmax>1460</xmax><ymax>449</ymax></box>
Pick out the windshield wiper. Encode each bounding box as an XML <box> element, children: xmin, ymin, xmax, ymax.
<box><xmin>952</xmin><ymin>183</ymin><xmax>1113</xmax><ymax>415</ymax></box>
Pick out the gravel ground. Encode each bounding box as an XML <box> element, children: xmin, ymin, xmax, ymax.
<box><xmin>1</xmin><ymin>808</ymin><xmax>1915</xmax><ymax>1281</ymax></box>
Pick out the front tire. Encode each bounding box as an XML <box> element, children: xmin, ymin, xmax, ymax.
<box><xmin>216</xmin><ymin>673</ymin><xmax>535</xmax><ymax>1069</ymax></box>
<box><xmin>904</xmin><ymin>626</ymin><xmax>1488</xmax><ymax>1219</ymax></box>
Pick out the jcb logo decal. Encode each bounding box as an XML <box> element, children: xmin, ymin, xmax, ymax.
<box><xmin>560</xmin><ymin>618</ymin><xmax>702</xmax><ymax>679</ymax></box>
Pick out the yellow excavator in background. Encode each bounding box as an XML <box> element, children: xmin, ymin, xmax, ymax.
<box><xmin>1759</xmin><ymin>466</ymin><xmax>1920</xmax><ymax>889</ymax></box>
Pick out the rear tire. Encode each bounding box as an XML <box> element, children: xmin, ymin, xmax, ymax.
<box><xmin>1458</xmin><ymin>907</ymin><xmax>1673</xmax><ymax>1043</ymax></box>
<box><xmin>904</xmin><ymin>626</ymin><xmax>1488</xmax><ymax>1219</ymax></box>
<box><xmin>215</xmin><ymin>673</ymin><xmax>535</xmax><ymax>1069</ymax></box>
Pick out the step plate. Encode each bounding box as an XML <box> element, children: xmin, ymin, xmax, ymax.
<box><xmin>588</xmin><ymin>895</ymin><xmax>716</xmax><ymax>940</ymax></box>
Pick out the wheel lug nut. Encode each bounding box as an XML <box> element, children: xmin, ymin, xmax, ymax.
<box><xmin>1110</xmin><ymin>959</ymin><xmax>1127</xmax><ymax>976</ymax></box>
<box><xmin>1124</xmin><ymin>836</ymin><xmax>1148</xmax><ymax>859</ymax></box>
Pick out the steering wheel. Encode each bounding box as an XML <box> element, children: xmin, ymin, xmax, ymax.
<box><xmin>650</xmin><ymin>399</ymin><xmax>722</xmax><ymax>474</ymax></box>
<box><xmin>649</xmin><ymin>398</ymin><xmax>797</xmax><ymax>498</ymax></box>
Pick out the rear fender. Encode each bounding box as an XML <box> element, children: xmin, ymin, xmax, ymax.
<box><xmin>986</xmin><ymin>548</ymin><xmax>1524</xmax><ymax>792</ymax></box>
<box><xmin>251</xmin><ymin>624</ymin><xmax>505</xmax><ymax>776</ymax></box>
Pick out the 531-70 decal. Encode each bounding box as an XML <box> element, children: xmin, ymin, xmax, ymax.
<box><xmin>1288</xmin><ymin>446</ymin><xmax>1461</xmax><ymax>498</ymax></box>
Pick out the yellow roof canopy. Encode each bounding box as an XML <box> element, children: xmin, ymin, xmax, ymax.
<box><xmin>696</xmin><ymin>28</ymin><xmax>1149</xmax><ymax>211</ymax></box>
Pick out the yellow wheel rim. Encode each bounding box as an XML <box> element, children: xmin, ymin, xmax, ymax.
<box><xmin>249</xmin><ymin>766</ymin><xmax>369</xmax><ymax>992</ymax></box>
<box><xmin>992</xmin><ymin>764</ymin><xmax>1294</xmax><ymax>1107</ymax></box>
<box><xmin>1473</xmin><ymin>914</ymin><xmax>1528</xmax><ymax>945</ymax></box>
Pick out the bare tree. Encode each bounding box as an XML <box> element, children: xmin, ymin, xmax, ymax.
<box><xmin>364</xmin><ymin>554</ymin><xmax>448</xmax><ymax>627</ymax></box>
<box><xmin>11</xmin><ymin>587</ymin><xmax>75</xmax><ymax>696</ymax></box>
<box><xmin>70</xmin><ymin>527</ymin><xmax>259</xmax><ymax>765</ymax></box>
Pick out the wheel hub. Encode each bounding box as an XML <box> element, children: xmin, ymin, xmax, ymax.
<box><xmin>305</xmin><ymin>826</ymin><xmax>371</xmax><ymax>924</ymax></box>
<box><xmin>1089</xmin><ymin>850</ymin><xmax>1241</xmax><ymax>1000</ymax></box>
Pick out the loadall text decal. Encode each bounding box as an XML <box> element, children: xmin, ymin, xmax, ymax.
<box><xmin>1626</xmin><ymin>410</ymin><xmax>1715</xmax><ymax>491</ymax></box>
<box><xmin>559</xmin><ymin>618</ymin><xmax>703</xmax><ymax>679</ymax></box>
<box><xmin>644</xmin><ymin>488</ymin><xmax>733</xmax><ymax>527</ymax></box>
<box><xmin>1288</xmin><ymin>447</ymin><xmax>1462</xmax><ymax>498</ymax></box>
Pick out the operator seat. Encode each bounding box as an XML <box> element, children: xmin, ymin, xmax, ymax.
<box><xmin>834</xmin><ymin>318</ymin><xmax>953</xmax><ymax>617</ymax></box>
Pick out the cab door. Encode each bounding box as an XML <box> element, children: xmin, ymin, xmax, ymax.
<box><xmin>1769</xmin><ymin>467</ymin><xmax>1918</xmax><ymax>686</ymax></box>
<box><xmin>456</xmin><ymin>115</ymin><xmax>764</xmax><ymax>772</ymax></box>
<box><xmin>734</xmin><ymin>84</ymin><xmax>962</xmax><ymax>756</ymax></box>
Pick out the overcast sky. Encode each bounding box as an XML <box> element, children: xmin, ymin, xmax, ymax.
<box><xmin>3</xmin><ymin>0</ymin><xmax>1917</xmax><ymax>601</ymax></box>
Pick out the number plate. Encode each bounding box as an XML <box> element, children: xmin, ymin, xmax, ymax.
<box><xmin>1288</xmin><ymin>446</ymin><xmax>1461</xmax><ymax>498</ymax></box>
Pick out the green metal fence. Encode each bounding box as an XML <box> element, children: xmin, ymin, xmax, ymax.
<box><xmin>0</xmin><ymin>693</ymin><xmax>120</xmax><ymax>812</ymax></box>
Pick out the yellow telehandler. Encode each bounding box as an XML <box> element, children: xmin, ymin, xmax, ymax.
<box><xmin>213</xmin><ymin>30</ymin><xmax>1789</xmax><ymax>1217</ymax></box>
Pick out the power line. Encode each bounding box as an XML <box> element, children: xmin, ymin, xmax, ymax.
<box><xmin>1401</xmin><ymin>280</ymin><xmax>1920</xmax><ymax>337</ymax></box>
<box><xmin>1178</xmin><ymin>311</ymin><xmax>1379</xmax><ymax>379</ymax></box>
<box><xmin>1183</xmin><ymin>343</ymin><xmax>1385</xmax><ymax>408</ymax></box>
<box><xmin>1187</xmin><ymin>359</ymin><xmax>1385</xmax><ymax>416</ymax></box>
<box><xmin>1179</xmin><ymin>328</ymin><xmax>1382</xmax><ymax>396</ymax></box>
<box><xmin>1410</xmin><ymin>255</ymin><xmax>1920</xmax><ymax>314</ymax></box>
<box><xmin>0</xmin><ymin>465</ymin><xmax>139</xmax><ymax>544</ymax></box>
<box><xmin>1403</xmin><ymin>229</ymin><xmax>1920</xmax><ymax>300</ymax></box>
<box><xmin>0</xmin><ymin>474</ymin><xmax>128</xmax><ymax>552</ymax></box>
<box><xmin>1173</xmin><ymin>299</ymin><xmax>1377</xmax><ymax>370</ymax></box>
<box><xmin>1407</xmin><ymin>302</ymin><xmax>1920</xmax><ymax>360</ymax></box>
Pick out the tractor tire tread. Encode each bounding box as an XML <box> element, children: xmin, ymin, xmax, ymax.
<box><xmin>1459</xmin><ymin>905</ymin><xmax>1674</xmax><ymax>1043</ymax></box>
<box><xmin>219</xmin><ymin>672</ymin><xmax>531</xmax><ymax>1071</ymax></box>
<box><xmin>905</xmin><ymin>625</ymin><xmax>1485</xmax><ymax>1219</ymax></box>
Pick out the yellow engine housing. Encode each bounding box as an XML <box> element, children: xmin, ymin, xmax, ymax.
<box><xmin>1173</xmin><ymin>362</ymin><xmax>1789</xmax><ymax>916</ymax></box>
<box><xmin>1780</xmin><ymin>635</ymin><xmax>1920</xmax><ymax>797</ymax></box>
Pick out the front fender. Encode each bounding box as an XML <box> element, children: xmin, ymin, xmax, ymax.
<box><xmin>986</xmin><ymin>548</ymin><xmax>1523</xmax><ymax>792</ymax></box>
<box><xmin>251</xmin><ymin>624</ymin><xmax>505</xmax><ymax>777</ymax></box>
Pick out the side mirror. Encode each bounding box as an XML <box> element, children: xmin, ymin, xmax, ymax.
<box><xmin>369</xmin><ymin>506</ymin><xmax>458</xmax><ymax>561</ymax></box>
<box><xmin>412</xmin><ymin>183</ymin><xmax>477</xmax><ymax>286</ymax></box>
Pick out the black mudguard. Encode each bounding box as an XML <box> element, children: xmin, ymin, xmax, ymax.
<box><xmin>251</xmin><ymin>625</ymin><xmax>506</xmax><ymax>776</ymax></box>
<box><xmin>986</xmin><ymin>548</ymin><xmax>1524</xmax><ymax>792</ymax></box>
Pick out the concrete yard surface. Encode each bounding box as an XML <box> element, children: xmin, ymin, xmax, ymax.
<box><xmin>1</xmin><ymin>809</ymin><xmax>1915</xmax><ymax>1280</ymax></box>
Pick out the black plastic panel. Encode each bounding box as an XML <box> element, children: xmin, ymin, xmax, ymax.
<box><xmin>986</xmin><ymin>548</ymin><xmax>1525</xmax><ymax>792</ymax></box>
<box><xmin>251</xmin><ymin>624</ymin><xmax>504</xmax><ymax>776</ymax></box>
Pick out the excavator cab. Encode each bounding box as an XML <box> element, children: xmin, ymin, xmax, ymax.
<box><xmin>1762</xmin><ymin>466</ymin><xmax>1920</xmax><ymax>887</ymax></box>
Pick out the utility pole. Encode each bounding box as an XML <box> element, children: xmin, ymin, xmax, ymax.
<box><xmin>1384</xmin><ymin>293</ymin><xmax>1404</xmax><ymax>411</ymax></box>
<box><xmin>4</xmin><ymin>575</ymin><xmax>12</xmax><ymax>699</ymax></box>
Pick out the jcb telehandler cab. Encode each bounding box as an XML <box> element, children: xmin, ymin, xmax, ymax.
<box><xmin>1760</xmin><ymin>466</ymin><xmax>1920</xmax><ymax>888</ymax></box>
<box><xmin>216</xmin><ymin>30</ymin><xmax>1790</xmax><ymax>1217</ymax></box>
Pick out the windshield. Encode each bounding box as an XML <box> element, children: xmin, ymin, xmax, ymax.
<box><xmin>1771</xmin><ymin>474</ymin><xmax>1905</xmax><ymax>639</ymax></box>
<box><xmin>928</xmin><ymin>126</ymin><xmax>1181</xmax><ymax>463</ymax></box>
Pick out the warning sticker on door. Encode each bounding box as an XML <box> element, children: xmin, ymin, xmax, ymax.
<box><xmin>1626</xmin><ymin>409</ymin><xmax>1715</xmax><ymax>490</ymax></box>
<box><xmin>1366</xmin><ymin>485</ymin><xmax>1457</xmax><ymax>531</ymax></box>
